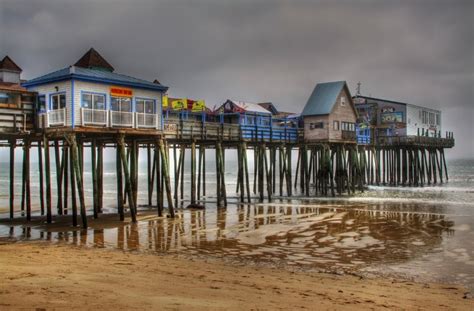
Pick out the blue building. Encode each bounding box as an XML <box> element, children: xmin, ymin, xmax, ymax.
<box><xmin>22</xmin><ymin>48</ymin><xmax>167</xmax><ymax>131</ymax></box>
<box><xmin>216</xmin><ymin>99</ymin><xmax>299</xmax><ymax>142</ymax></box>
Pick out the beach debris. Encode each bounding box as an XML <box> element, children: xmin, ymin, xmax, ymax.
<box><xmin>186</xmin><ymin>203</ymin><xmax>206</xmax><ymax>210</ymax></box>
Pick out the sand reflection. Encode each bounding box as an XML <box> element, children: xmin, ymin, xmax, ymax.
<box><xmin>0</xmin><ymin>202</ymin><xmax>455</xmax><ymax>274</ymax></box>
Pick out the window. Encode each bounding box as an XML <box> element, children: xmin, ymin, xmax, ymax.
<box><xmin>38</xmin><ymin>95</ymin><xmax>46</xmax><ymax>111</ymax></box>
<box><xmin>340</xmin><ymin>96</ymin><xmax>346</xmax><ymax>106</ymax></box>
<box><xmin>333</xmin><ymin>120</ymin><xmax>339</xmax><ymax>130</ymax></box>
<box><xmin>111</xmin><ymin>97</ymin><xmax>132</xmax><ymax>112</ymax></box>
<box><xmin>310</xmin><ymin>122</ymin><xmax>324</xmax><ymax>129</ymax></box>
<box><xmin>0</xmin><ymin>92</ymin><xmax>7</xmax><ymax>105</ymax></box>
<box><xmin>82</xmin><ymin>93</ymin><xmax>105</xmax><ymax>110</ymax></box>
<box><xmin>422</xmin><ymin>111</ymin><xmax>428</xmax><ymax>124</ymax></box>
<box><xmin>436</xmin><ymin>114</ymin><xmax>440</xmax><ymax>126</ymax></box>
<box><xmin>341</xmin><ymin>122</ymin><xmax>355</xmax><ymax>131</ymax></box>
<box><xmin>136</xmin><ymin>98</ymin><xmax>155</xmax><ymax>114</ymax></box>
<box><xmin>0</xmin><ymin>93</ymin><xmax>20</xmax><ymax>106</ymax></box>
<box><xmin>50</xmin><ymin>93</ymin><xmax>66</xmax><ymax>110</ymax></box>
<box><xmin>260</xmin><ymin>116</ymin><xmax>271</xmax><ymax>126</ymax></box>
<box><xmin>246</xmin><ymin>115</ymin><xmax>255</xmax><ymax>125</ymax></box>
<box><xmin>429</xmin><ymin>112</ymin><xmax>434</xmax><ymax>125</ymax></box>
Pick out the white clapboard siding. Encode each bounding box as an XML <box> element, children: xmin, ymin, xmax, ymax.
<box><xmin>27</xmin><ymin>81</ymin><xmax>73</xmax><ymax>126</ymax></box>
<box><xmin>74</xmin><ymin>80</ymin><xmax>163</xmax><ymax>128</ymax></box>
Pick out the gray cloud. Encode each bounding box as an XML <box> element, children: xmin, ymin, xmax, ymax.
<box><xmin>1</xmin><ymin>0</ymin><xmax>472</xmax><ymax>158</ymax></box>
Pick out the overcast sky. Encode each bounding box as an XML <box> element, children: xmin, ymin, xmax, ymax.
<box><xmin>1</xmin><ymin>0</ymin><xmax>472</xmax><ymax>158</ymax></box>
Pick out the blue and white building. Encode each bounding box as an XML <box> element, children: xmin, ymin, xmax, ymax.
<box><xmin>22</xmin><ymin>48</ymin><xmax>167</xmax><ymax>130</ymax></box>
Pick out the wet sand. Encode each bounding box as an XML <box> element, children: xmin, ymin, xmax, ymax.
<box><xmin>3</xmin><ymin>200</ymin><xmax>473</xmax><ymax>289</ymax></box>
<box><xmin>0</xmin><ymin>241</ymin><xmax>471</xmax><ymax>310</ymax></box>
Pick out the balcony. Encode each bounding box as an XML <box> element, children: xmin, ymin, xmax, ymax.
<box><xmin>41</xmin><ymin>109</ymin><xmax>162</xmax><ymax>130</ymax></box>
<box><xmin>46</xmin><ymin>108</ymin><xmax>66</xmax><ymax>127</ymax></box>
<box><xmin>110</xmin><ymin>111</ymin><xmax>134</xmax><ymax>128</ymax></box>
<box><xmin>341</xmin><ymin>130</ymin><xmax>356</xmax><ymax>141</ymax></box>
<box><xmin>136</xmin><ymin>112</ymin><xmax>158</xmax><ymax>129</ymax></box>
<box><xmin>81</xmin><ymin>108</ymin><xmax>108</xmax><ymax>126</ymax></box>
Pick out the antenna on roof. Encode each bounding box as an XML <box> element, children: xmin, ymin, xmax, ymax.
<box><xmin>356</xmin><ymin>81</ymin><xmax>362</xmax><ymax>96</ymax></box>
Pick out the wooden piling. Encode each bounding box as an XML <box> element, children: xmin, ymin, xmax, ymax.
<box><xmin>37</xmin><ymin>140</ymin><xmax>45</xmax><ymax>216</ymax></box>
<box><xmin>116</xmin><ymin>144</ymin><xmax>124</xmax><ymax>221</ymax></box>
<box><xmin>43</xmin><ymin>136</ymin><xmax>52</xmax><ymax>223</ymax></box>
<box><xmin>91</xmin><ymin>139</ymin><xmax>98</xmax><ymax>218</ymax></box>
<box><xmin>69</xmin><ymin>145</ymin><xmax>78</xmax><ymax>227</ymax></box>
<box><xmin>9</xmin><ymin>139</ymin><xmax>15</xmax><ymax>219</ymax></box>
<box><xmin>67</xmin><ymin>134</ymin><xmax>87</xmax><ymax>228</ymax></box>
<box><xmin>118</xmin><ymin>137</ymin><xmax>137</xmax><ymax>222</ymax></box>
<box><xmin>24</xmin><ymin>140</ymin><xmax>31</xmax><ymax>221</ymax></box>
<box><xmin>191</xmin><ymin>141</ymin><xmax>196</xmax><ymax>204</ymax></box>
<box><xmin>63</xmin><ymin>146</ymin><xmax>69</xmax><ymax>215</ymax></box>
<box><xmin>54</xmin><ymin>140</ymin><xmax>63</xmax><ymax>215</ymax></box>
<box><xmin>159</xmin><ymin>139</ymin><xmax>174</xmax><ymax>217</ymax></box>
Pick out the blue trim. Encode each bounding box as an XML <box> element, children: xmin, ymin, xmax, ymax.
<box><xmin>23</xmin><ymin>74</ymin><xmax>168</xmax><ymax>92</ymax></box>
<box><xmin>160</xmin><ymin>93</ymin><xmax>164</xmax><ymax>130</ymax></box>
<box><xmin>71</xmin><ymin>79</ymin><xmax>75</xmax><ymax>128</ymax></box>
<box><xmin>48</xmin><ymin>92</ymin><xmax>66</xmax><ymax>111</ymax></box>
<box><xmin>37</xmin><ymin>94</ymin><xmax>47</xmax><ymax>113</ymax></box>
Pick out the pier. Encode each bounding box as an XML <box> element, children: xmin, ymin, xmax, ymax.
<box><xmin>0</xmin><ymin>50</ymin><xmax>455</xmax><ymax>228</ymax></box>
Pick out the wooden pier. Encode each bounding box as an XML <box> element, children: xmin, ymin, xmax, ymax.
<box><xmin>0</xmin><ymin>51</ymin><xmax>455</xmax><ymax>228</ymax></box>
<box><xmin>1</xmin><ymin>118</ymin><xmax>455</xmax><ymax>228</ymax></box>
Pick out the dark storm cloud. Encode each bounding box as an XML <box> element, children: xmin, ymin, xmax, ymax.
<box><xmin>1</xmin><ymin>0</ymin><xmax>472</xmax><ymax>158</ymax></box>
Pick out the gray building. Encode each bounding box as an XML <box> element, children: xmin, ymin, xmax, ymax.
<box><xmin>353</xmin><ymin>95</ymin><xmax>442</xmax><ymax>137</ymax></box>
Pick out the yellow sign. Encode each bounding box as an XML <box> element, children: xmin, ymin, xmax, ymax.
<box><xmin>162</xmin><ymin>96</ymin><xmax>206</xmax><ymax>112</ymax></box>
<box><xmin>171</xmin><ymin>98</ymin><xmax>187</xmax><ymax>110</ymax></box>
<box><xmin>191</xmin><ymin>100</ymin><xmax>206</xmax><ymax>112</ymax></box>
<box><xmin>110</xmin><ymin>86</ymin><xmax>133</xmax><ymax>97</ymax></box>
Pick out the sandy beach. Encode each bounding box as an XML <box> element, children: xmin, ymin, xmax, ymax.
<box><xmin>0</xmin><ymin>241</ymin><xmax>471</xmax><ymax>310</ymax></box>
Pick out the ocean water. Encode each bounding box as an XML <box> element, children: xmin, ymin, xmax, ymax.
<box><xmin>0</xmin><ymin>153</ymin><xmax>473</xmax><ymax>290</ymax></box>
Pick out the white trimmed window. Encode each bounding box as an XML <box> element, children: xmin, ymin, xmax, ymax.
<box><xmin>82</xmin><ymin>93</ymin><xmax>105</xmax><ymax>110</ymax></box>
<box><xmin>111</xmin><ymin>97</ymin><xmax>132</xmax><ymax>112</ymax></box>
<box><xmin>136</xmin><ymin>98</ymin><xmax>155</xmax><ymax>114</ymax></box>
<box><xmin>50</xmin><ymin>93</ymin><xmax>66</xmax><ymax>110</ymax></box>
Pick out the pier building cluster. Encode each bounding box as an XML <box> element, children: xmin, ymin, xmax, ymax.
<box><xmin>0</xmin><ymin>48</ymin><xmax>455</xmax><ymax>227</ymax></box>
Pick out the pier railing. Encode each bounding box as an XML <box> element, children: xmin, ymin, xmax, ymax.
<box><xmin>375</xmin><ymin>135</ymin><xmax>455</xmax><ymax>148</ymax></box>
<box><xmin>163</xmin><ymin>119</ymin><xmax>301</xmax><ymax>143</ymax></box>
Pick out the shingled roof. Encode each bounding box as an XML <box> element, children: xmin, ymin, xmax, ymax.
<box><xmin>221</xmin><ymin>100</ymin><xmax>272</xmax><ymax>114</ymax></box>
<box><xmin>74</xmin><ymin>48</ymin><xmax>115</xmax><ymax>72</ymax></box>
<box><xmin>301</xmin><ymin>81</ymin><xmax>349</xmax><ymax>116</ymax></box>
<box><xmin>0</xmin><ymin>56</ymin><xmax>22</xmax><ymax>72</ymax></box>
